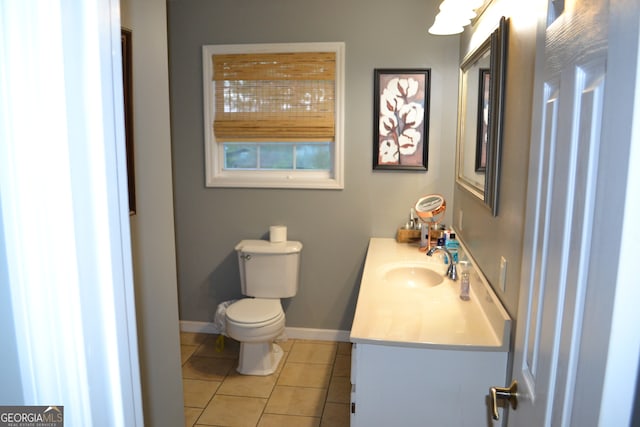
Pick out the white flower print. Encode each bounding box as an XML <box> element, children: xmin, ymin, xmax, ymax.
<box><xmin>379</xmin><ymin>139</ymin><xmax>399</xmax><ymax>163</ymax></box>
<box><xmin>398</xmin><ymin>103</ymin><xmax>424</xmax><ymax>129</ymax></box>
<box><xmin>398</xmin><ymin>128</ymin><xmax>421</xmax><ymax>155</ymax></box>
<box><xmin>386</xmin><ymin>78</ymin><xmax>419</xmax><ymax>100</ymax></box>
<box><xmin>379</xmin><ymin>114</ymin><xmax>398</xmax><ymax>137</ymax></box>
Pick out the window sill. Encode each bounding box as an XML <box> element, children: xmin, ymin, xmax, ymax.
<box><xmin>205</xmin><ymin>172</ymin><xmax>344</xmax><ymax>190</ymax></box>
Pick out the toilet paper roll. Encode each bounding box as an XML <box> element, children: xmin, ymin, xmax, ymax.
<box><xmin>269</xmin><ymin>225</ymin><xmax>287</xmax><ymax>243</ymax></box>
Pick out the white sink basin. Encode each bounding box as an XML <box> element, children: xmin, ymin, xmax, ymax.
<box><xmin>381</xmin><ymin>263</ymin><xmax>444</xmax><ymax>289</ymax></box>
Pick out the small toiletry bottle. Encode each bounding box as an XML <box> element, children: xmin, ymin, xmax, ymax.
<box><xmin>444</xmin><ymin>232</ymin><xmax>459</xmax><ymax>264</ymax></box>
<box><xmin>419</xmin><ymin>223</ymin><xmax>429</xmax><ymax>250</ymax></box>
<box><xmin>433</xmin><ymin>237</ymin><xmax>446</xmax><ymax>262</ymax></box>
<box><xmin>459</xmin><ymin>260</ymin><xmax>470</xmax><ymax>301</ymax></box>
<box><xmin>433</xmin><ymin>224</ymin><xmax>446</xmax><ymax>245</ymax></box>
<box><xmin>407</xmin><ymin>208</ymin><xmax>415</xmax><ymax>230</ymax></box>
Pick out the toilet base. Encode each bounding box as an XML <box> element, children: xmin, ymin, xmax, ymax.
<box><xmin>237</xmin><ymin>342</ymin><xmax>284</xmax><ymax>376</ymax></box>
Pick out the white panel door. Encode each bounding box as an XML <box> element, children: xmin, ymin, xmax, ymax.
<box><xmin>496</xmin><ymin>0</ymin><xmax>640</xmax><ymax>426</ymax></box>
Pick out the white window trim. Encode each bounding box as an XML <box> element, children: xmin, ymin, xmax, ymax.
<box><xmin>202</xmin><ymin>42</ymin><xmax>345</xmax><ymax>189</ymax></box>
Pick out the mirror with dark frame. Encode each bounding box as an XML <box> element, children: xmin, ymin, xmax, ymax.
<box><xmin>455</xmin><ymin>17</ymin><xmax>509</xmax><ymax>216</ymax></box>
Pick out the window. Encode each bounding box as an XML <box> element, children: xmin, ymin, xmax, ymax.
<box><xmin>202</xmin><ymin>42</ymin><xmax>345</xmax><ymax>189</ymax></box>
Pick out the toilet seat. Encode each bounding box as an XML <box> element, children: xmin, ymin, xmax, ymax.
<box><xmin>226</xmin><ymin>298</ymin><xmax>283</xmax><ymax>325</ymax></box>
<box><xmin>226</xmin><ymin>298</ymin><xmax>285</xmax><ymax>344</ymax></box>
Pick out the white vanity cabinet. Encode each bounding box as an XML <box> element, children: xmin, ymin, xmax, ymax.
<box><xmin>350</xmin><ymin>343</ymin><xmax>507</xmax><ymax>426</ymax></box>
<box><xmin>349</xmin><ymin>239</ymin><xmax>511</xmax><ymax>426</ymax></box>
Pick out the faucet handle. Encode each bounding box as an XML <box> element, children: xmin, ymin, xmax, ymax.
<box><xmin>426</xmin><ymin>244</ymin><xmax>446</xmax><ymax>257</ymax></box>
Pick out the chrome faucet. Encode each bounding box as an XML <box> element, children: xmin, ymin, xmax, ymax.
<box><xmin>426</xmin><ymin>246</ymin><xmax>458</xmax><ymax>280</ymax></box>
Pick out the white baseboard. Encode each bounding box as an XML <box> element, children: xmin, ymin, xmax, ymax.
<box><xmin>284</xmin><ymin>327</ymin><xmax>350</xmax><ymax>342</ymax></box>
<box><xmin>179</xmin><ymin>320</ymin><xmax>350</xmax><ymax>343</ymax></box>
<box><xmin>180</xmin><ymin>320</ymin><xmax>219</xmax><ymax>334</ymax></box>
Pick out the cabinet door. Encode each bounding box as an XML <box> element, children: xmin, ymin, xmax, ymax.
<box><xmin>350</xmin><ymin>343</ymin><xmax>357</xmax><ymax>427</ymax></box>
<box><xmin>352</xmin><ymin>343</ymin><xmax>507</xmax><ymax>426</ymax></box>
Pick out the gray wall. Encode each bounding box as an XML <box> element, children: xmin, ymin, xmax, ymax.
<box><xmin>122</xmin><ymin>0</ymin><xmax>185</xmax><ymax>425</ymax></box>
<box><xmin>454</xmin><ymin>4</ymin><xmax>538</xmax><ymax>318</ymax></box>
<box><xmin>167</xmin><ymin>0</ymin><xmax>460</xmax><ymax>330</ymax></box>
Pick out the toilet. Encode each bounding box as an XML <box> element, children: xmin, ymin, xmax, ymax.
<box><xmin>225</xmin><ymin>239</ymin><xmax>303</xmax><ymax>375</ymax></box>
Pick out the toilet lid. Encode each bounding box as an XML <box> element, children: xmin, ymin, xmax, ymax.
<box><xmin>226</xmin><ymin>299</ymin><xmax>283</xmax><ymax>324</ymax></box>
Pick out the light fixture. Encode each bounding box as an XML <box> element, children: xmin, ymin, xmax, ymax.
<box><xmin>428</xmin><ymin>0</ymin><xmax>482</xmax><ymax>36</ymax></box>
<box><xmin>438</xmin><ymin>9</ymin><xmax>472</xmax><ymax>27</ymax></box>
<box><xmin>440</xmin><ymin>2</ymin><xmax>476</xmax><ymax>20</ymax></box>
<box><xmin>428</xmin><ymin>15</ymin><xmax>464</xmax><ymax>35</ymax></box>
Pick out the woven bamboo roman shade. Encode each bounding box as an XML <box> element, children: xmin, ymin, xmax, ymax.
<box><xmin>212</xmin><ymin>52</ymin><xmax>336</xmax><ymax>141</ymax></box>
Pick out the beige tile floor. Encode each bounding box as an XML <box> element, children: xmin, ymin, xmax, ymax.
<box><xmin>181</xmin><ymin>332</ymin><xmax>351</xmax><ymax>427</ymax></box>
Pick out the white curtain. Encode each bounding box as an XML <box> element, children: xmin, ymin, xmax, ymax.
<box><xmin>0</xmin><ymin>1</ymin><xmax>143</xmax><ymax>426</ymax></box>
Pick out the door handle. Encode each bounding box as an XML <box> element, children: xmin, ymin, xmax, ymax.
<box><xmin>489</xmin><ymin>380</ymin><xmax>518</xmax><ymax>420</ymax></box>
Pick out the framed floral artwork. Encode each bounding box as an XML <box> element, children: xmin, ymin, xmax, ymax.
<box><xmin>373</xmin><ymin>68</ymin><xmax>430</xmax><ymax>171</ymax></box>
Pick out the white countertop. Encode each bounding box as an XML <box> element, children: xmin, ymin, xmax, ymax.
<box><xmin>350</xmin><ymin>238</ymin><xmax>511</xmax><ymax>351</ymax></box>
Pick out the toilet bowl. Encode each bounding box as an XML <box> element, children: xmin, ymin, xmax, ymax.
<box><xmin>225</xmin><ymin>298</ymin><xmax>286</xmax><ymax>375</ymax></box>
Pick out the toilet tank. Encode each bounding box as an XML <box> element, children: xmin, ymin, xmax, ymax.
<box><xmin>235</xmin><ymin>240</ymin><xmax>303</xmax><ymax>298</ymax></box>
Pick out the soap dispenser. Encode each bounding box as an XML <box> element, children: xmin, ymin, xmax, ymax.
<box><xmin>459</xmin><ymin>259</ymin><xmax>470</xmax><ymax>301</ymax></box>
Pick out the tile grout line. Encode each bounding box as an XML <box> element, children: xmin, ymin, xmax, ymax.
<box><xmin>318</xmin><ymin>344</ymin><xmax>339</xmax><ymax>426</ymax></box>
<box><xmin>255</xmin><ymin>339</ymin><xmax>291</xmax><ymax>426</ymax></box>
<box><xmin>185</xmin><ymin>334</ymin><xmax>236</xmax><ymax>426</ymax></box>
<box><xmin>189</xmin><ymin>336</ymin><xmax>209</xmax><ymax>427</ymax></box>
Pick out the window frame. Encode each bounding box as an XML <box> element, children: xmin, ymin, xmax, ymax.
<box><xmin>202</xmin><ymin>42</ymin><xmax>345</xmax><ymax>189</ymax></box>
